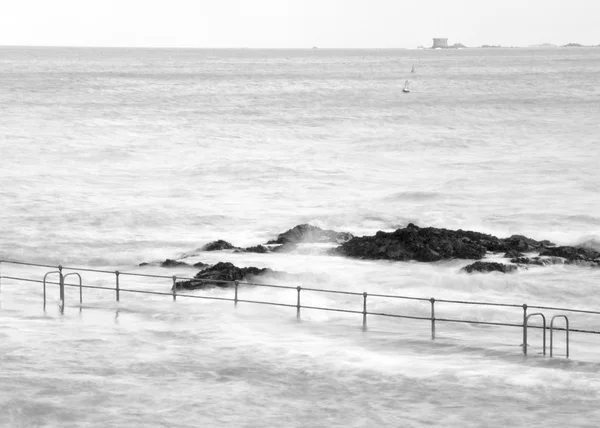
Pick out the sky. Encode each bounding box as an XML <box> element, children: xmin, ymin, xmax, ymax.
<box><xmin>0</xmin><ymin>0</ymin><xmax>598</xmax><ymax>48</ymax></box>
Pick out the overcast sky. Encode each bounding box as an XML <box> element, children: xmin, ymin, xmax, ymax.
<box><xmin>1</xmin><ymin>0</ymin><xmax>598</xmax><ymax>48</ymax></box>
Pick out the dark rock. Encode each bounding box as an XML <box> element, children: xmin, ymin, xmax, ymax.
<box><xmin>511</xmin><ymin>256</ymin><xmax>564</xmax><ymax>266</ymax></box>
<box><xmin>244</xmin><ymin>245</ymin><xmax>270</xmax><ymax>254</ymax></box>
<box><xmin>539</xmin><ymin>246</ymin><xmax>600</xmax><ymax>262</ymax></box>
<box><xmin>501</xmin><ymin>235</ymin><xmax>553</xmax><ymax>252</ymax></box>
<box><xmin>271</xmin><ymin>243</ymin><xmax>298</xmax><ymax>253</ymax></box>
<box><xmin>173</xmin><ymin>260</ymin><xmax>333</xmax><ymax>291</ymax></box>
<box><xmin>193</xmin><ymin>261</ymin><xmax>210</xmax><ymax>268</ymax></box>
<box><xmin>175</xmin><ymin>262</ymin><xmax>276</xmax><ymax>290</ymax></box>
<box><xmin>510</xmin><ymin>257</ymin><xmax>545</xmax><ymax>266</ymax></box>
<box><xmin>138</xmin><ymin>259</ymin><xmax>190</xmax><ymax>267</ymax></box>
<box><xmin>462</xmin><ymin>261</ymin><xmax>517</xmax><ymax>274</ymax></box>
<box><xmin>266</xmin><ymin>224</ymin><xmax>353</xmax><ymax>245</ymax></box>
<box><xmin>202</xmin><ymin>240</ymin><xmax>237</xmax><ymax>251</ymax></box>
<box><xmin>334</xmin><ymin>223</ymin><xmax>555</xmax><ymax>263</ymax></box>
<box><xmin>160</xmin><ymin>259</ymin><xmax>189</xmax><ymax>268</ymax></box>
<box><xmin>335</xmin><ymin>223</ymin><xmax>499</xmax><ymax>262</ymax></box>
<box><xmin>504</xmin><ymin>249</ymin><xmax>524</xmax><ymax>259</ymax></box>
<box><xmin>565</xmin><ymin>260</ymin><xmax>600</xmax><ymax>268</ymax></box>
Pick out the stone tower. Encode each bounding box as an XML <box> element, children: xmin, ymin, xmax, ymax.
<box><xmin>432</xmin><ymin>38</ymin><xmax>448</xmax><ymax>48</ymax></box>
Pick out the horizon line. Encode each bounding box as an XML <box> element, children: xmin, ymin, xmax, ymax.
<box><xmin>1</xmin><ymin>43</ymin><xmax>599</xmax><ymax>50</ymax></box>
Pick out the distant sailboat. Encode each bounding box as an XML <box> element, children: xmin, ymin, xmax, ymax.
<box><xmin>403</xmin><ymin>80</ymin><xmax>410</xmax><ymax>93</ymax></box>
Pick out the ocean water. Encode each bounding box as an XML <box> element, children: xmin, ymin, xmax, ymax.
<box><xmin>1</xmin><ymin>46</ymin><xmax>600</xmax><ymax>427</ymax></box>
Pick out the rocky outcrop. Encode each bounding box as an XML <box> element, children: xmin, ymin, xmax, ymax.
<box><xmin>510</xmin><ymin>256</ymin><xmax>564</xmax><ymax>266</ymax></box>
<box><xmin>504</xmin><ymin>249</ymin><xmax>524</xmax><ymax>259</ymax></box>
<box><xmin>139</xmin><ymin>259</ymin><xmax>192</xmax><ymax>267</ymax></box>
<box><xmin>462</xmin><ymin>262</ymin><xmax>517</xmax><ymax>274</ymax></box>
<box><xmin>243</xmin><ymin>245</ymin><xmax>270</xmax><ymax>253</ymax></box>
<box><xmin>335</xmin><ymin>224</ymin><xmax>501</xmax><ymax>262</ymax></box>
<box><xmin>202</xmin><ymin>240</ymin><xmax>237</xmax><ymax>251</ymax></box>
<box><xmin>160</xmin><ymin>259</ymin><xmax>190</xmax><ymax>268</ymax></box>
<box><xmin>333</xmin><ymin>224</ymin><xmax>556</xmax><ymax>263</ymax></box>
<box><xmin>538</xmin><ymin>246</ymin><xmax>600</xmax><ymax>267</ymax></box>
<box><xmin>539</xmin><ymin>246</ymin><xmax>599</xmax><ymax>261</ymax></box>
<box><xmin>266</xmin><ymin>224</ymin><xmax>353</xmax><ymax>245</ymax></box>
<box><xmin>175</xmin><ymin>262</ymin><xmax>276</xmax><ymax>290</ymax></box>
<box><xmin>502</xmin><ymin>235</ymin><xmax>554</xmax><ymax>252</ymax></box>
<box><xmin>196</xmin><ymin>225</ymin><xmax>352</xmax><ymax>254</ymax></box>
<box><xmin>174</xmin><ymin>261</ymin><xmax>332</xmax><ymax>290</ymax></box>
<box><xmin>139</xmin><ymin>259</ymin><xmax>211</xmax><ymax>268</ymax></box>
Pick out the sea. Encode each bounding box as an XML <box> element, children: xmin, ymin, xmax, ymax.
<box><xmin>1</xmin><ymin>46</ymin><xmax>599</xmax><ymax>427</ymax></box>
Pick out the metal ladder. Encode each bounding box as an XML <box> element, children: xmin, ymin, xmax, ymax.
<box><xmin>42</xmin><ymin>266</ymin><xmax>83</xmax><ymax>312</ymax></box>
<box><xmin>523</xmin><ymin>312</ymin><xmax>569</xmax><ymax>358</ymax></box>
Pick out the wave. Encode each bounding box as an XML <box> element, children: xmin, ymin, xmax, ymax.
<box><xmin>576</xmin><ymin>237</ymin><xmax>600</xmax><ymax>251</ymax></box>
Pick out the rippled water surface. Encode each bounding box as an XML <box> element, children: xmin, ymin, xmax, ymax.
<box><xmin>1</xmin><ymin>47</ymin><xmax>600</xmax><ymax>427</ymax></box>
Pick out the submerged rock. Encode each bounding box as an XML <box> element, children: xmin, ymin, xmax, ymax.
<box><xmin>175</xmin><ymin>262</ymin><xmax>277</xmax><ymax>290</ymax></box>
<box><xmin>510</xmin><ymin>257</ymin><xmax>545</xmax><ymax>266</ymax></box>
<box><xmin>510</xmin><ymin>256</ymin><xmax>564</xmax><ymax>266</ymax></box>
<box><xmin>174</xmin><ymin>261</ymin><xmax>332</xmax><ymax>290</ymax></box>
<box><xmin>202</xmin><ymin>240</ymin><xmax>237</xmax><ymax>251</ymax></box>
<box><xmin>160</xmin><ymin>259</ymin><xmax>190</xmax><ymax>268</ymax></box>
<box><xmin>462</xmin><ymin>261</ymin><xmax>517</xmax><ymax>274</ymax></box>
<box><xmin>139</xmin><ymin>259</ymin><xmax>192</xmax><ymax>267</ymax></box>
<box><xmin>243</xmin><ymin>245</ymin><xmax>270</xmax><ymax>254</ymax></box>
<box><xmin>539</xmin><ymin>246</ymin><xmax>600</xmax><ymax>263</ymax></box>
<box><xmin>266</xmin><ymin>224</ymin><xmax>353</xmax><ymax>245</ymax></box>
<box><xmin>504</xmin><ymin>249</ymin><xmax>524</xmax><ymax>259</ymax></box>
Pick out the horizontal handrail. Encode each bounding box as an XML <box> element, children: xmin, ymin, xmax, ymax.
<box><xmin>3</xmin><ymin>268</ymin><xmax>600</xmax><ymax>340</ymax></box>
<box><xmin>527</xmin><ymin>305</ymin><xmax>600</xmax><ymax>316</ymax></box>
<box><xmin>435</xmin><ymin>299</ymin><xmax>524</xmax><ymax>308</ymax></box>
<box><xmin>2</xmin><ymin>258</ymin><xmax>600</xmax><ymax>318</ymax></box>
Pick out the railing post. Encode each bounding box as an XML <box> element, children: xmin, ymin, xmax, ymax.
<box><xmin>42</xmin><ymin>271</ymin><xmax>60</xmax><ymax>312</ymax></box>
<box><xmin>550</xmin><ymin>315</ymin><xmax>570</xmax><ymax>358</ymax></box>
<box><xmin>362</xmin><ymin>292</ymin><xmax>367</xmax><ymax>330</ymax></box>
<box><xmin>115</xmin><ymin>271</ymin><xmax>120</xmax><ymax>302</ymax></box>
<box><xmin>234</xmin><ymin>280</ymin><xmax>239</xmax><ymax>306</ymax></box>
<box><xmin>172</xmin><ymin>276</ymin><xmax>177</xmax><ymax>301</ymax></box>
<box><xmin>430</xmin><ymin>298</ymin><xmax>436</xmax><ymax>340</ymax></box>
<box><xmin>58</xmin><ymin>265</ymin><xmax>64</xmax><ymax>313</ymax></box>
<box><xmin>524</xmin><ymin>312</ymin><xmax>546</xmax><ymax>356</ymax></box>
<box><xmin>63</xmin><ymin>273</ymin><xmax>82</xmax><ymax>307</ymax></box>
<box><xmin>522</xmin><ymin>304</ymin><xmax>528</xmax><ymax>355</ymax></box>
<box><xmin>296</xmin><ymin>286</ymin><xmax>301</xmax><ymax>319</ymax></box>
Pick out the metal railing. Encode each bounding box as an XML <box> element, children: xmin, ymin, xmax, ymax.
<box><xmin>1</xmin><ymin>258</ymin><xmax>597</xmax><ymax>359</ymax></box>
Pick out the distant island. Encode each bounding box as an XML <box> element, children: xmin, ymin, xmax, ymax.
<box><xmin>422</xmin><ymin>39</ymin><xmax>600</xmax><ymax>49</ymax></box>
<box><xmin>529</xmin><ymin>42</ymin><xmax>599</xmax><ymax>48</ymax></box>
<box><xmin>528</xmin><ymin>43</ymin><xmax>557</xmax><ymax>48</ymax></box>
<box><xmin>430</xmin><ymin>38</ymin><xmax>466</xmax><ymax>49</ymax></box>
<box><xmin>562</xmin><ymin>43</ymin><xmax>600</xmax><ymax>48</ymax></box>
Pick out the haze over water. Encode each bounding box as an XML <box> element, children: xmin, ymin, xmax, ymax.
<box><xmin>1</xmin><ymin>47</ymin><xmax>600</xmax><ymax>427</ymax></box>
